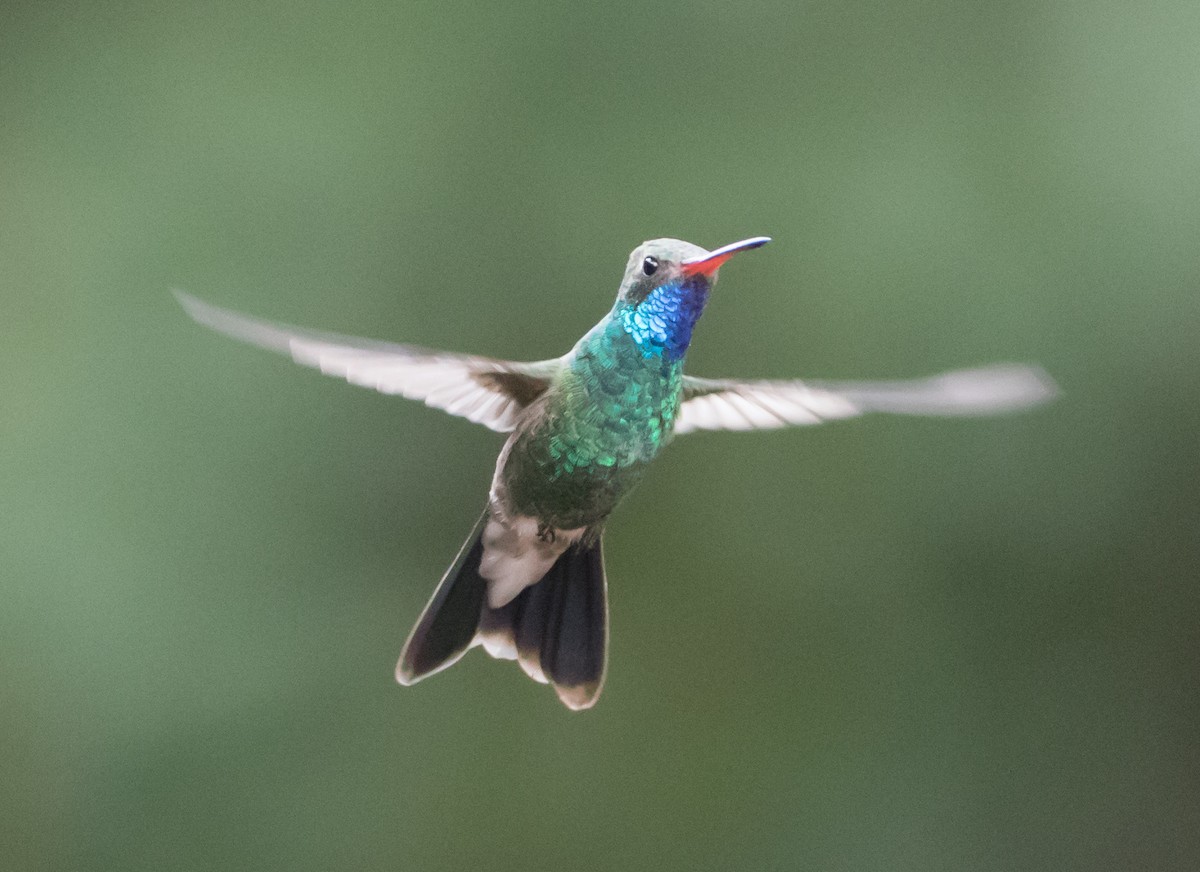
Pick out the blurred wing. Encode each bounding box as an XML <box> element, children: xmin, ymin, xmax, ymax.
<box><xmin>175</xmin><ymin>290</ymin><xmax>559</xmax><ymax>432</ymax></box>
<box><xmin>676</xmin><ymin>364</ymin><xmax>1058</xmax><ymax>435</ymax></box>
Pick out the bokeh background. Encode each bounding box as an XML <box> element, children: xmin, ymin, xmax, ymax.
<box><xmin>4</xmin><ymin>1</ymin><xmax>1199</xmax><ymax>869</ymax></box>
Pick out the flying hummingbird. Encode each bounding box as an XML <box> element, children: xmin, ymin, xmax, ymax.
<box><xmin>176</xmin><ymin>236</ymin><xmax>1056</xmax><ymax>710</ymax></box>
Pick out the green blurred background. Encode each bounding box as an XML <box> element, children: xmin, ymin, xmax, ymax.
<box><xmin>4</xmin><ymin>1</ymin><xmax>1199</xmax><ymax>869</ymax></box>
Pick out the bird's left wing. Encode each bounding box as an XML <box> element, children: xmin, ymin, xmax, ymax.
<box><xmin>175</xmin><ymin>290</ymin><xmax>560</xmax><ymax>432</ymax></box>
<box><xmin>675</xmin><ymin>364</ymin><xmax>1057</xmax><ymax>435</ymax></box>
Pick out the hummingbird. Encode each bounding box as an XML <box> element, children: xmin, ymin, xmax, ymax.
<box><xmin>176</xmin><ymin>236</ymin><xmax>1056</xmax><ymax>710</ymax></box>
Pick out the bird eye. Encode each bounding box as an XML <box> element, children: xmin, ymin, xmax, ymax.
<box><xmin>642</xmin><ymin>256</ymin><xmax>659</xmax><ymax>276</ymax></box>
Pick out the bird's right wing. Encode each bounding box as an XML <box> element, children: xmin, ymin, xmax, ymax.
<box><xmin>675</xmin><ymin>364</ymin><xmax>1058</xmax><ymax>435</ymax></box>
<box><xmin>175</xmin><ymin>290</ymin><xmax>560</xmax><ymax>432</ymax></box>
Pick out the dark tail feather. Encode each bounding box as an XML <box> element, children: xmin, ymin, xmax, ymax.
<box><xmin>395</xmin><ymin>511</ymin><xmax>489</xmax><ymax>685</ymax></box>
<box><xmin>396</xmin><ymin>515</ymin><xmax>609</xmax><ymax>710</ymax></box>
<box><xmin>479</xmin><ymin>536</ymin><xmax>608</xmax><ymax>711</ymax></box>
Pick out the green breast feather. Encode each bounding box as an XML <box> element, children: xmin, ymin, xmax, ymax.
<box><xmin>502</xmin><ymin>317</ymin><xmax>683</xmax><ymax>527</ymax></box>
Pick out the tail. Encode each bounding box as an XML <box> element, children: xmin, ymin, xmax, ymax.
<box><xmin>396</xmin><ymin>511</ymin><xmax>608</xmax><ymax>711</ymax></box>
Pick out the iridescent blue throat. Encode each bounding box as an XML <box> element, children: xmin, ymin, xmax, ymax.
<box><xmin>618</xmin><ymin>278</ymin><xmax>710</xmax><ymax>360</ymax></box>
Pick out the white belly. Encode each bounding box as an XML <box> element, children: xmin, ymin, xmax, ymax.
<box><xmin>478</xmin><ymin>512</ymin><xmax>586</xmax><ymax>609</ymax></box>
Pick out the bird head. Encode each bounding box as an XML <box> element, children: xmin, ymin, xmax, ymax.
<box><xmin>617</xmin><ymin>237</ymin><xmax>771</xmax><ymax>305</ymax></box>
<box><xmin>614</xmin><ymin>236</ymin><xmax>770</xmax><ymax>359</ymax></box>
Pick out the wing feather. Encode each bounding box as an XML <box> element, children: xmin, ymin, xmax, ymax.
<box><xmin>175</xmin><ymin>290</ymin><xmax>559</xmax><ymax>432</ymax></box>
<box><xmin>676</xmin><ymin>364</ymin><xmax>1057</xmax><ymax>435</ymax></box>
